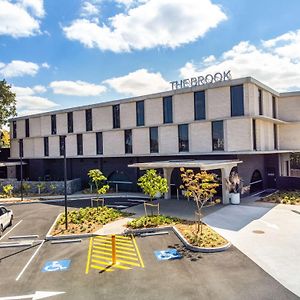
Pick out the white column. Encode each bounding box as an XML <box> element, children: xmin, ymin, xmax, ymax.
<box><xmin>163</xmin><ymin>167</ymin><xmax>173</xmax><ymax>199</ymax></box>
<box><xmin>221</xmin><ymin>165</ymin><xmax>232</xmax><ymax>205</ymax></box>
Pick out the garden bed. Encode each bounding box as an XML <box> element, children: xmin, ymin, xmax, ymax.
<box><xmin>259</xmin><ymin>190</ymin><xmax>300</xmax><ymax>205</ymax></box>
<box><xmin>51</xmin><ymin>206</ymin><xmax>129</xmax><ymax>236</ymax></box>
<box><xmin>127</xmin><ymin>215</ymin><xmax>228</xmax><ymax>248</ymax></box>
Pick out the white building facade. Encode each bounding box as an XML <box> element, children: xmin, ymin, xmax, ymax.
<box><xmin>9</xmin><ymin>77</ymin><xmax>300</xmax><ymax>199</ymax></box>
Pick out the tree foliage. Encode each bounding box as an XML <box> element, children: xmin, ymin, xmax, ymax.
<box><xmin>0</xmin><ymin>80</ymin><xmax>17</xmax><ymax>128</ymax></box>
<box><xmin>87</xmin><ymin>169</ymin><xmax>109</xmax><ymax>195</ymax></box>
<box><xmin>180</xmin><ymin>168</ymin><xmax>219</xmax><ymax>234</ymax></box>
<box><xmin>0</xmin><ymin>129</ymin><xmax>10</xmax><ymax>148</ymax></box>
<box><xmin>137</xmin><ymin>169</ymin><xmax>168</xmax><ymax>201</ymax></box>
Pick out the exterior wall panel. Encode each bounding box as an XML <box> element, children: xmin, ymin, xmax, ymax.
<box><xmin>56</xmin><ymin>113</ymin><xmax>68</xmax><ymax>135</ymax></box>
<box><xmin>132</xmin><ymin>128</ymin><xmax>149</xmax><ymax>155</ymax></box>
<box><xmin>73</xmin><ymin>110</ymin><xmax>85</xmax><ymax>133</ymax></box>
<box><xmin>103</xmin><ymin>131</ymin><xmax>124</xmax><ymax>155</ymax></box>
<box><xmin>49</xmin><ymin>136</ymin><xmax>60</xmax><ymax>157</ymax></box>
<box><xmin>16</xmin><ymin>119</ymin><xmax>25</xmax><ymax>139</ymax></box>
<box><xmin>278</xmin><ymin>96</ymin><xmax>300</xmax><ymax>121</ymax></box>
<box><xmin>159</xmin><ymin>125</ymin><xmax>177</xmax><ymax>154</ymax></box>
<box><xmin>279</xmin><ymin>124</ymin><xmax>300</xmax><ymax>150</ymax></box>
<box><xmin>173</xmin><ymin>92</ymin><xmax>194</xmax><ymax>123</ymax></box>
<box><xmin>145</xmin><ymin>97</ymin><xmax>163</xmax><ymax>126</ymax></box>
<box><xmin>41</xmin><ymin>116</ymin><xmax>51</xmax><ymax>136</ymax></box>
<box><xmin>83</xmin><ymin>133</ymin><xmax>96</xmax><ymax>156</ymax></box>
<box><xmin>207</xmin><ymin>87</ymin><xmax>230</xmax><ymax>119</ymax></box>
<box><xmin>120</xmin><ymin>102</ymin><xmax>136</xmax><ymax>128</ymax></box>
<box><xmin>93</xmin><ymin>106</ymin><xmax>113</xmax><ymax>131</ymax></box>
<box><xmin>190</xmin><ymin>122</ymin><xmax>212</xmax><ymax>152</ymax></box>
<box><xmin>29</xmin><ymin>117</ymin><xmax>41</xmax><ymax>137</ymax></box>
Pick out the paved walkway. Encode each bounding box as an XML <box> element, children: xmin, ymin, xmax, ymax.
<box><xmin>203</xmin><ymin>201</ymin><xmax>300</xmax><ymax>297</ymax></box>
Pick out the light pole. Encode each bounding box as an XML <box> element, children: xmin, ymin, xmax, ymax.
<box><xmin>19</xmin><ymin>139</ymin><xmax>23</xmax><ymax>201</ymax></box>
<box><xmin>61</xmin><ymin>135</ymin><xmax>68</xmax><ymax>230</ymax></box>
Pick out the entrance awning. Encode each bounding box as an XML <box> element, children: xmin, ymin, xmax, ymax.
<box><xmin>129</xmin><ymin>159</ymin><xmax>243</xmax><ymax>204</ymax></box>
<box><xmin>129</xmin><ymin>159</ymin><xmax>242</xmax><ymax>170</ymax></box>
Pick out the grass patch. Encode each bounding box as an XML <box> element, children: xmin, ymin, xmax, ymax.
<box><xmin>260</xmin><ymin>190</ymin><xmax>300</xmax><ymax>205</ymax></box>
<box><xmin>127</xmin><ymin>215</ymin><xmax>228</xmax><ymax>248</ymax></box>
<box><xmin>52</xmin><ymin>206</ymin><xmax>127</xmax><ymax>236</ymax></box>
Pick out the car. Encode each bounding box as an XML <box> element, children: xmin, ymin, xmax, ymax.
<box><xmin>0</xmin><ymin>206</ymin><xmax>13</xmax><ymax>237</ymax></box>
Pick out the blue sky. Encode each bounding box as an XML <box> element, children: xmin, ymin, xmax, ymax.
<box><xmin>1</xmin><ymin>0</ymin><xmax>300</xmax><ymax>116</ymax></box>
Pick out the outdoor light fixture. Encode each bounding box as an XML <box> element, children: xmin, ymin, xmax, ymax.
<box><xmin>19</xmin><ymin>139</ymin><xmax>23</xmax><ymax>202</ymax></box>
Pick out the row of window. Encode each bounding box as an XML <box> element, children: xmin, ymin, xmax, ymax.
<box><xmin>252</xmin><ymin>120</ymin><xmax>278</xmax><ymax>150</ymax></box>
<box><xmin>17</xmin><ymin>121</ymin><xmax>225</xmax><ymax>157</ymax></box>
<box><xmin>12</xmin><ymin>85</ymin><xmax>277</xmax><ymax>139</ymax></box>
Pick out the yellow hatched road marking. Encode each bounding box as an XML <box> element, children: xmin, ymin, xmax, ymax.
<box><xmin>85</xmin><ymin>237</ymin><xmax>93</xmax><ymax>274</ymax></box>
<box><xmin>132</xmin><ymin>235</ymin><xmax>145</xmax><ymax>268</ymax></box>
<box><xmin>86</xmin><ymin>235</ymin><xmax>144</xmax><ymax>274</ymax></box>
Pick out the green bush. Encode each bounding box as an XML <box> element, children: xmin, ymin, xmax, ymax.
<box><xmin>127</xmin><ymin>215</ymin><xmax>180</xmax><ymax>229</ymax></box>
<box><xmin>57</xmin><ymin>206</ymin><xmax>123</xmax><ymax>226</ymax></box>
<box><xmin>2</xmin><ymin>184</ymin><xmax>13</xmax><ymax>197</ymax></box>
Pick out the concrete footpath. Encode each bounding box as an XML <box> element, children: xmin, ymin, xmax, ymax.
<box><xmin>203</xmin><ymin>202</ymin><xmax>300</xmax><ymax>297</ymax></box>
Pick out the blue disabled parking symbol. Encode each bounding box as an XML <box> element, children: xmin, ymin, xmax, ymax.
<box><xmin>42</xmin><ymin>260</ymin><xmax>71</xmax><ymax>272</ymax></box>
<box><xmin>154</xmin><ymin>249</ymin><xmax>182</xmax><ymax>261</ymax></box>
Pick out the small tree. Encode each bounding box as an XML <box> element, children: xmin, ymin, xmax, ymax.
<box><xmin>87</xmin><ymin>169</ymin><xmax>109</xmax><ymax>195</ymax></box>
<box><xmin>180</xmin><ymin>168</ymin><xmax>219</xmax><ymax>234</ymax></box>
<box><xmin>138</xmin><ymin>169</ymin><xmax>168</xmax><ymax>215</ymax></box>
<box><xmin>3</xmin><ymin>184</ymin><xmax>13</xmax><ymax>198</ymax></box>
<box><xmin>37</xmin><ymin>182</ymin><xmax>46</xmax><ymax>195</ymax></box>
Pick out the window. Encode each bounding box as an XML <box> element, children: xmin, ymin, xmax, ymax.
<box><xmin>113</xmin><ymin>105</ymin><xmax>120</xmax><ymax>128</ymax></box>
<box><xmin>12</xmin><ymin>121</ymin><xmax>17</xmax><ymax>138</ymax></box>
<box><xmin>178</xmin><ymin>124</ymin><xmax>189</xmax><ymax>152</ymax></box>
<box><xmin>44</xmin><ymin>137</ymin><xmax>49</xmax><ymax>157</ymax></box>
<box><xmin>59</xmin><ymin>136</ymin><xmax>65</xmax><ymax>156</ymax></box>
<box><xmin>96</xmin><ymin>132</ymin><xmax>103</xmax><ymax>155</ymax></box>
<box><xmin>67</xmin><ymin>112</ymin><xmax>73</xmax><ymax>133</ymax></box>
<box><xmin>274</xmin><ymin>124</ymin><xmax>278</xmax><ymax>150</ymax></box>
<box><xmin>51</xmin><ymin>115</ymin><xmax>56</xmax><ymax>135</ymax></box>
<box><xmin>286</xmin><ymin>161</ymin><xmax>290</xmax><ymax>176</ymax></box>
<box><xmin>272</xmin><ymin>96</ymin><xmax>277</xmax><ymax>118</ymax></box>
<box><xmin>212</xmin><ymin>121</ymin><xmax>224</xmax><ymax>151</ymax></box>
<box><xmin>77</xmin><ymin>134</ymin><xmax>83</xmax><ymax>155</ymax></box>
<box><xmin>163</xmin><ymin>96</ymin><xmax>173</xmax><ymax>124</ymax></box>
<box><xmin>19</xmin><ymin>139</ymin><xmax>23</xmax><ymax>157</ymax></box>
<box><xmin>136</xmin><ymin>101</ymin><xmax>145</xmax><ymax>126</ymax></box>
<box><xmin>194</xmin><ymin>91</ymin><xmax>206</xmax><ymax>120</ymax></box>
<box><xmin>150</xmin><ymin>127</ymin><xmax>159</xmax><ymax>153</ymax></box>
<box><xmin>125</xmin><ymin>129</ymin><xmax>132</xmax><ymax>154</ymax></box>
<box><xmin>258</xmin><ymin>89</ymin><xmax>263</xmax><ymax>115</ymax></box>
<box><xmin>86</xmin><ymin>109</ymin><xmax>93</xmax><ymax>131</ymax></box>
<box><xmin>230</xmin><ymin>85</ymin><xmax>244</xmax><ymax>116</ymax></box>
<box><xmin>25</xmin><ymin>119</ymin><xmax>30</xmax><ymax>137</ymax></box>
<box><xmin>252</xmin><ymin>119</ymin><xmax>257</xmax><ymax>150</ymax></box>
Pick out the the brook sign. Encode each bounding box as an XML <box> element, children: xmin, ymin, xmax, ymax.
<box><xmin>170</xmin><ymin>70</ymin><xmax>232</xmax><ymax>90</ymax></box>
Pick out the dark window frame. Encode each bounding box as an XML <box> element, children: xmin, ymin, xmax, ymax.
<box><xmin>178</xmin><ymin>124</ymin><xmax>189</xmax><ymax>152</ymax></box>
<box><xmin>59</xmin><ymin>136</ymin><xmax>65</xmax><ymax>156</ymax></box>
<box><xmin>86</xmin><ymin>109</ymin><xmax>93</xmax><ymax>131</ymax></box>
<box><xmin>25</xmin><ymin>119</ymin><xmax>30</xmax><ymax>137</ymax></box>
<box><xmin>230</xmin><ymin>85</ymin><xmax>244</xmax><ymax>117</ymax></box>
<box><xmin>274</xmin><ymin>124</ymin><xmax>278</xmax><ymax>150</ymax></box>
<box><xmin>212</xmin><ymin>120</ymin><xmax>224</xmax><ymax>151</ymax></box>
<box><xmin>136</xmin><ymin>101</ymin><xmax>145</xmax><ymax>126</ymax></box>
<box><xmin>163</xmin><ymin>96</ymin><xmax>173</xmax><ymax>124</ymax></box>
<box><xmin>19</xmin><ymin>139</ymin><xmax>23</xmax><ymax>157</ymax></box>
<box><xmin>12</xmin><ymin>121</ymin><xmax>17</xmax><ymax>138</ymax></box>
<box><xmin>77</xmin><ymin>134</ymin><xmax>83</xmax><ymax>155</ymax></box>
<box><xmin>44</xmin><ymin>137</ymin><xmax>49</xmax><ymax>157</ymax></box>
<box><xmin>96</xmin><ymin>132</ymin><xmax>103</xmax><ymax>155</ymax></box>
<box><xmin>67</xmin><ymin>112</ymin><xmax>73</xmax><ymax>133</ymax></box>
<box><xmin>51</xmin><ymin>115</ymin><xmax>57</xmax><ymax>135</ymax></box>
<box><xmin>194</xmin><ymin>91</ymin><xmax>206</xmax><ymax>120</ymax></box>
<box><xmin>272</xmin><ymin>96</ymin><xmax>277</xmax><ymax>119</ymax></box>
<box><xmin>113</xmin><ymin>105</ymin><xmax>120</xmax><ymax>128</ymax></box>
<box><xmin>252</xmin><ymin>119</ymin><xmax>257</xmax><ymax>150</ymax></box>
<box><xmin>124</xmin><ymin>129</ymin><xmax>132</xmax><ymax>154</ymax></box>
<box><xmin>150</xmin><ymin>127</ymin><xmax>159</xmax><ymax>153</ymax></box>
<box><xmin>258</xmin><ymin>89</ymin><xmax>263</xmax><ymax>115</ymax></box>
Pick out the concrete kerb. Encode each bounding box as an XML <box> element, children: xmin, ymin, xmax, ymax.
<box><xmin>124</xmin><ymin>226</ymin><xmax>232</xmax><ymax>253</ymax></box>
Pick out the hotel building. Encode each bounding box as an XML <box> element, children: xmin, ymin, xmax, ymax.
<box><xmin>8</xmin><ymin>76</ymin><xmax>300</xmax><ymax>203</ymax></box>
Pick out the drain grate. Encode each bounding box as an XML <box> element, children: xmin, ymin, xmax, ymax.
<box><xmin>252</xmin><ymin>230</ymin><xmax>265</xmax><ymax>234</ymax></box>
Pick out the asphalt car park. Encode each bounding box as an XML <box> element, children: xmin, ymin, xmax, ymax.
<box><xmin>0</xmin><ymin>201</ymin><xmax>298</xmax><ymax>299</ymax></box>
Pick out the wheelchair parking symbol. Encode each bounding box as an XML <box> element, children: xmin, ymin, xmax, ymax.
<box><xmin>42</xmin><ymin>260</ymin><xmax>71</xmax><ymax>272</ymax></box>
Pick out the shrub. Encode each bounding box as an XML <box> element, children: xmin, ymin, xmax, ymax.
<box><xmin>2</xmin><ymin>184</ymin><xmax>13</xmax><ymax>197</ymax></box>
<box><xmin>127</xmin><ymin>215</ymin><xmax>180</xmax><ymax>229</ymax></box>
<box><xmin>21</xmin><ymin>182</ymin><xmax>31</xmax><ymax>195</ymax></box>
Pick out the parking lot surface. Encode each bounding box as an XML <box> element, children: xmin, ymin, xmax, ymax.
<box><xmin>0</xmin><ymin>202</ymin><xmax>298</xmax><ymax>300</ymax></box>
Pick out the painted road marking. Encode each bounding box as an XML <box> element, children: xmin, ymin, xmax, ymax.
<box><xmin>0</xmin><ymin>290</ymin><xmax>65</xmax><ymax>300</ymax></box>
<box><xmin>86</xmin><ymin>235</ymin><xmax>144</xmax><ymax>274</ymax></box>
<box><xmin>42</xmin><ymin>260</ymin><xmax>71</xmax><ymax>272</ymax></box>
<box><xmin>0</xmin><ymin>220</ymin><xmax>23</xmax><ymax>241</ymax></box>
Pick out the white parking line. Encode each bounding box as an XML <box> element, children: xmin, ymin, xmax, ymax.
<box><xmin>16</xmin><ymin>240</ymin><xmax>45</xmax><ymax>281</ymax></box>
<box><xmin>0</xmin><ymin>220</ymin><xmax>23</xmax><ymax>241</ymax></box>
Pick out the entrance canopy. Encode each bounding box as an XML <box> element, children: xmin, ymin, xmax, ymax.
<box><xmin>129</xmin><ymin>159</ymin><xmax>242</xmax><ymax>171</ymax></box>
<box><xmin>129</xmin><ymin>159</ymin><xmax>243</xmax><ymax>204</ymax></box>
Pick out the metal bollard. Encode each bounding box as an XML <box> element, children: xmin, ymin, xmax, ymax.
<box><xmin>111</xmin><ymin>235</ymin><xmax>116</xmax><ymax>265</ymax></box>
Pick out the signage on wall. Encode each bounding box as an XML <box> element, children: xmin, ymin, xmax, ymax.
<box><xmin>170</xmin><ymin>70</ymin><xmax>232</xmax><ymax>90</ymax></box>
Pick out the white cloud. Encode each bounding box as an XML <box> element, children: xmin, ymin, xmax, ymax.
<box><xmin>104</xmin><ymin>68</ymin><xmax>169</xmax><ymax>96</ymax></box>
<box><xmin>81</xmin><ymin>1</ymin><xmax>99</xmax><ymax>17</ymax></box>
<box><xmin>0</xmin><ymin>0</ymin><xmax>45</xmax><ymax>38</ymax></box>
<box><xmin>20</xmin><ymin>0</ymin><xmax>45</xmax><ymax>18</ymax></box>
<box><xmin>12</xmin><ymin>85</ymin><xmax>59</xmax><ymax>116</ymax></box>
<box><xmin>50</xmin><ymin>80</ymin><xmax>107</xmax><ymax>96</ymax></box>
<box><xmin>179</xmin><ymin>29</ymin><xmax>300</xmax><ymax>91</ymax></box>
<box><xmin>63</xmin><ymin>0</ymin><xmax>227</xmax><ymax>52</ymax></box>
<box><xmin>0</xmin><ymin>60</ymin><xmax>39</xmax><ymax>77</ymax></box>
<box><xmin>33</xmin><ymin>84</ymin><xmax>46</xmax><ymax>93</ymax></box>
<box><xmin>41</xmin><ymin>62</ymin><xmax>50</xmax><ymax>69</ymax></box>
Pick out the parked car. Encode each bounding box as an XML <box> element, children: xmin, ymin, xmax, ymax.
<box><xmin>0</xmin><ymin>206</ymin><xmax>13</xmax><ymax>236</ymax></box>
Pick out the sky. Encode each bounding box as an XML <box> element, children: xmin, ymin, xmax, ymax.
<box><xmin>1</xmin><ymin>0</ymin><xmax>300</xmax><ymax>117</ymax></box>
